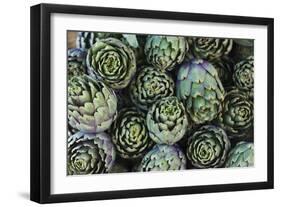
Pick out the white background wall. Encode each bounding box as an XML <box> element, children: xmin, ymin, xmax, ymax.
<box><xmin>0</xmin><ymin>0</ymin><xmax>279</xmax><ymax>206</ymax></box>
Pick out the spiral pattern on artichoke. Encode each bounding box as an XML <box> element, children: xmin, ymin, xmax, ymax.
<box><xmin>216</xmin><ymin>88</ymin><xmax>253</xmax><ymax>139</ymax></box>
<box><xmin>176</xmin><ymin>59</ymin><xmax>225</xmax><ymax>124</ymax></box>
<box><xmin>87</xmin><ymin>38</ymin><xmax>136</xmax><ymax>89</ymax></box>
<box><xmin>145</xmin><ymin>35</ymin><xmax>188</xmax><ymax>71</ymax></box>
<box><xmin>140</xmin><ymin>144</ymin><xmax>187</xmax><ymax>171</ymax></box>
<box><xmin>111</xmin><ymin>108</ymin><xmax>153</xmax><ymax>159</ymax></box>
<box><xmin>68</xmin><ymin>75</ymin><xmax>117</xmax><ymax>133</ymax></box>
<box><xmin>129</xmin><ymin>66</ymin><xmax>175</xmax><ymax>111</ymax></box>
<box><xmin>186</xmin><ymin>125</ymin><xmax>230</xmax><ymax>168</ymax></box>
<box><xmin>233</xmin><ymin>56</ymin><xmax>254</xmax><ymax>97</ymax></box>
<box><xmin>67</xmin><ymin>132</ymin><xmax>116</xmax><ymax>175</ymax></box>
<box><xmin>225</xmin><ymin>141</ymin><xmax>254</xmax><ymax>167</ymax></box>
<box><xmin>146</xmin><ymin>96</ymin><xmax>188</xmax><ymax>145</ymax></box>
<box><xmin>188</xmin><ymin>37</ymin><xmax>233</xmax><ymax>60</ymax></box>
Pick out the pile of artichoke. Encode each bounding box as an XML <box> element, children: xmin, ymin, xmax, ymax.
<box><xmin>67</xmin><ymin>32</ymin><xmax>254</xmax><ymax>175</ymax></box>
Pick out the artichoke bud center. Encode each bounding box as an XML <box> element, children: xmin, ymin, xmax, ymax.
<box><xmin>163</xmin><ymin>104</ymin><xmax>177</xmax><ymax>116</ymax></box>
<box><xmin>74</xmin><ymin>159</ymin><xmax>87</xmax><ymax>170</ymax></box>
<box><xmin>129</xmin><ymin>124</ymin><xmax>141</xmax><ymax>137</ymax></box>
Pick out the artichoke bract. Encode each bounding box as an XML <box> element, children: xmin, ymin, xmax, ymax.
<box><xmin>68</xmin><ymin>75</ymin><xmax>117</xmax><ymax>133</ymax></box>
<box><xmin>188</xmin><ymin>37</ymin><xmax>233</xmax><ymax>60</ymax></box>
<box><xmin>140</xmin><ymin>144</ymin><xmax>187</xmax><ymax>171</ymax></box>
<box><xmin>176</xmin><ymin>59</ymin><xmax>225</xmax><ymax>124</ymax></box>
<box><xmin>111</xmin><ymin>108</ymin><xmax>153</xmax><ymax>159</ymax></box>
<box><xmin>233</xmin><ymin>56</ymin><xmax>254</xmax><ymax>97</ymax></box>
<box><xmin>225</xmin><ymin>142</ymin><xmax>254</xmax><ymax>167</ymax></box>
<box><xmin>129</xmin><ymin>66</ymin><xmax>175</xmax><ymax>111</ymax></box>
<box><xmin>87</xmin><ymin>38</ymin><xmax>137</xmax><ymax>89</ymax></box>
<box><xmin>145</xmin><ymin>35</ymin><xmax>188</xmax><ymax>71</ymax></box>
<box><xmin>67</xmin><ymin>132</ymin><xmax>116</xmax><ymax>175</ymax></box>
<box><xmin>216</xmin><ymin>88</ymin><xmax>253</xmax><ymax>139</ymax></box>
<box><xmin>186</xmin><ymin>125</ymin><xmax>230</xmax><ymax>168</ymax></box>
<box><xmin>146</xmin><ymin>96</ymin><xmax>188</xmax><ymax>145</ymax></box>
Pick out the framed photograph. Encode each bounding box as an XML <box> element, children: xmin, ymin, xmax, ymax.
<box><xmin>30</xmin><ymin>3</ymin><xmax>274</xmax><ymax>203</ymax></box>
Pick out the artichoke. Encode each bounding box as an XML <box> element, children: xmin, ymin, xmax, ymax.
<box><xmin>140</xmin><ymin>144</ymin><xmax>187</xmax><ymax>171</ymax></box>
<box><xmin>188</xmin><ymin>37</ymin><xmax>233</xmax><ymax>60</ymax></box>
<box><xmin>67</xmin><ymin>132</ymin><xmax>116</xmax><ymax>175</ymax></box>
<box><xmin>129</xmin><ymin>66</ymin><xmax>175</xmax><ymax>111</ymax></box>
<box><xmin>176</xmin><ymin>59</ymin><xmax>225</xmax><ymax>124</ymax></box>
<box><xmin>68</xmin><ymin>75</ymin><xmax>117</xmax><ymax>133</ymax></box>
<box><xmin>233</xmin><ymin>56</ymin><xmax>254</xmax><ymax>97</ymax></box>
<box><xmin>87</xmin><ymin>38</ymin><xmax>136</xmax><ymax>89</ymax></box>
<box><xmin>209</xmin><ymin>56</ymin><xmax>234</xmax><ymax>87</ymax></box>
<box><xmin>216</xmin><ymin>88</ymin><xmax>253</xmax><ymax>139</ymax></box>
<box><xmin>186</xmin><ymin>125</ymin><xmax>230</xmax><ymax>168</ymax></box>
<box><xmin>111</xmin><ymin>108</ymin><xmax>153</xmax><ymax>159</ymax></box>
<box><xmin>144</xmin><ymin>35</ymin><xmax>188</xmax><ymax>71</ymax></box>
<box><xmin>76</xmin><ymin>32</ymin><xmax>95</xmax><ymax>49</ymax></box>
<box><xmin>146</xmin><ymin>96</ymin><xmax>188</xmax><ymax>145</ymax></box>
<box><xmin>225</xmin><ymin>141</ymin><xmax>254</xmax><ymax>167</ymax></box>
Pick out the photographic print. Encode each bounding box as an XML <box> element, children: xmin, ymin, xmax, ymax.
<box><xmin>67</xmin><ymin>31</ymin><xmax>254</xmax><ymax>175</ymax></box>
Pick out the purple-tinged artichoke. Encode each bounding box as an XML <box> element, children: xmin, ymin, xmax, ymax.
<box><xmin>129</xmin><ymin>66</ymin><xmax>175</xmax><ymax>111</ymax></box>
<box><xmin>216</xmin><ymin>88</ymin><xmax>253</xmax><ymax>139</ymax></box>
<box><xmin>176</xmin><ymin>59</ymin><xmax>225</xmax><ymax>124</ymax></box>
<box><xmin>111</xmin><ymin>108</ymin><xmax>153</xmax><ymax>159</ymax></box>
<box><xmin>87</xmin><ymin>38</ymin><xmax>136</xmax><ymax>89</ymax></box>
<box><xmin>188</xmin><ymin>37</ymin><xmax>233</xmax><ymax>60</ymax></box>
<box><xmin>140</xmin><ymin>144</ymin><xmax>187</xmax><ymax>171</ymax></box>
<box><xmin>186</xmin><ymin>125</ymin><xmax>231</xmax><ymax>168</ymax></box>
<box><xmin>67</xmin><ymin>132</ymin><xmax>116</xmax><ymax>175</ymax></box>
<box><xmin>146</xmin><ymin>96</ymin><xmax>188</xmax><ymax>145</ymax></box>
<box><xmin>68</xmin><ymin>75</ymin><xmax>117</xmax><ymax>133</ymax></box>
<box><xmin>145</xmin><ymin>35</ymin><xmax>188</xmax><ymax>71</ymax></box>
<box><xmin>225</xmin><ymin>141</ymin><xmax>254</xmax><ymax>167</ymax></box>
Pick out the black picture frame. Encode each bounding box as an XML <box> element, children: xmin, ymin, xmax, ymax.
<box><xmin>30</xmin><ymin>3</ymin><xmax>274</xmax><ymax>204</ymax></box>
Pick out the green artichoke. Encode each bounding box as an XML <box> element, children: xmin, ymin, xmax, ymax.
<box><xmin>209</xmin><ymin>56</ymin><xmax>234</xmax><ymax>87</ymax></box>
<box><xmin>188</xmin><ymin>37</ymin><xmax>233</xmax><ymax>60</ymax></box>
<box><xmin>68</xmin><ymin>75</ymin><xmax>117</xmax><ymax>133</ymax></box>
<box><xmin>129</xmin><ymin>66</ymin><xmax>175</xmax><ymax>111</ymax></box>
<box><xmin>216</xmin><ymin>88</ymin><xmax>253</xmax><ymax>139</ymax></box>
<box><xmin>177</xmin><ymin>59</ymin><xmax>225</xmax><ymax>124</ymax></box>
<box><xmin>233</xmin><ymin>56</ymin><xmax>254</xmax><ymax>97</ymax></box>
<box><xmin>144</xmin><ymin>35</ymin><xmax>188</xmax><ymax>71</ymax></box>
<box><xmin>146</xmin><ymin>96</ymin><xmax>188</xmax><ymax>145</ymax></box>
<box><xmin>140</xmin><ymin>144</ymin><xmax>187</xmax><ymax>171</ymax></box>
<box><xmin>186</xmin><ymin>125</ymin><xmax>230</xmax><ymax>168</ymax></box>
<box><xmin>67</xmin><ymin>48</ymin><xmax>87</xmax><ymax>79</ymax></box>
<box><xmin>111</xmin><ymin>108</ymin><xmax>153</xmax><ymax>159</ymax></box>
<box><xmin>87</xmin><ymin>38</ymin><xmax>136</xmax><ymax>89</ymax></box>
<box><xmin>68</xmin><ymin>132</ymin><xmax>116</xmax><ymax>175</ymax></box>
<box><xmin>225</xmin><ymin>141</ymin><xmax>254</xmax><ymax>167</ymax></box>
